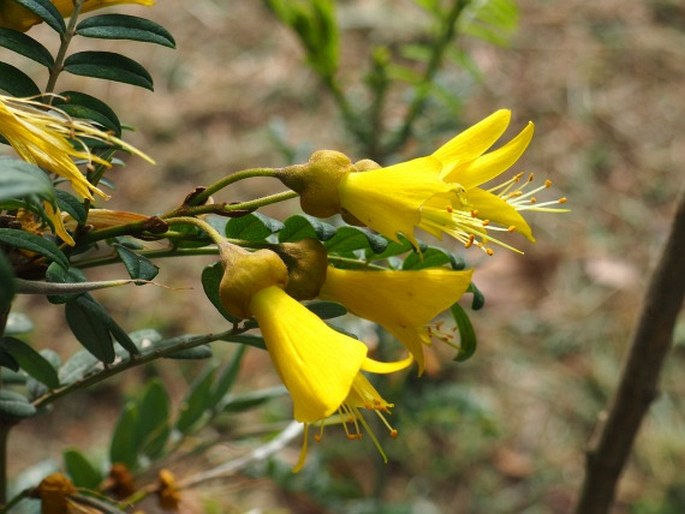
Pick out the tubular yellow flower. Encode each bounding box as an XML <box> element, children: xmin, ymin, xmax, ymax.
<box><xmin>249</xmin><ymin>284</ymin><xmax>412</xmax><ymax>471</ymax></box>
<box><xmin>1</xmin><ymin>94</ymin><xmax>152</xmax><ymax>200</ymax></box>
<box><xmin>279</xmin><ymin>110</ymin><xmax>567</xmax><ymax>254</ymax></box>
<box><xmin>340</xmin><ymin>110</ymin><xmax>551</xmax><ymax>253</ymax></box>
<box><xmin>1</xmin><ymin>95</ymin><xmax>153</xmax><ymax>244</ymax></box>
<box><xmin>0</xmin><ymin>0</ymin><xmax>154</xmax><ymax>32</ymax></box>
<box><xmin>319</xmin><ymin>266</ymin><xmax>473</xmax><ymax>374</ymax></box>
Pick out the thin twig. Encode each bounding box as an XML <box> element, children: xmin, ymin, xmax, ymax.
<box><xmin>177</xmin><ymin>421</ymin><xmax>303</xmax><ymax>489</ymax></box>
<box><xmin>574</xmin><ymin>188</ymin><xmax>685</xmax><ymax>513</ymax></box>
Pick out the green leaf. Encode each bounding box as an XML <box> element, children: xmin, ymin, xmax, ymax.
<box><xmin>210</xmin><ymin>345</ymin><xmax>246</xmax><ymax>406</ymax></box>
<box><xmin>306</xmin><ymin>301</ymin><xmax>346</xmax><ymax>320</ymax></box>
<box><xmin>45</xmin><ymin>263</ymin><xmax>87</xmax><ymax>304</ymax></box>
<box><xmin>65</xmin><ymin>295</ymin><xmax>115</xmax><ymax>363</ymax></box>
<box><xmin>12</xmin><ymin>0</ymin><xmax>65</xmax><ymax>34</ymax></box>
<box><xmin>0</xmin><ymin>159</ymin><xmax>55</xmax><ymax>202</ymax></box>
<box><xmin>1</xmin><ymin>336</ymin><xmax>59</xmax><ymax>388</ymax></box>
<box><xmin>63</xmin><ymin>448</ymin><xmax>103</xmax><ymax>490</ymax></box>
<box><xmin>0</xmin><ymin>347</ymin><xmax>19</xmax><ymax>371</ymax></box>
<box><xmin>364</xmin><ymin>236</ymin><xmax>413</xmax><ymax>261</ymax></box>
<box><xmin>278</xmin><ymin>214</ymin><xmax>336</xmax><ymax>242</ymax></box>
<box><xmin>76</xmin><ymin>14</ymin><xmax>175</xmax><ymax>48</ymax></box>
<box><xmin>325</xmin><ymin>225</ymin><xmax>388</xmax><ymax>255</ymax></box>
<box><xmin>55</xmin><ymin>189</ymin><xmax>87</xmax><ymax>226</ymax></box>
<box><xmin>0</xmin><ymin>389</ymin><xmax>36</xmax><ymax>419</ymax></box>
<box><xmin>265</xmin><ymin>0</ymin><xmax>339</xmax><ymax>79</ymax></box>
<box><xmin>0</xmin><ymin>61</ymin><xmax>40</xmax><ymax>96</ymax></box>
<box><xmin>225</xmin><ymin>212</ymin><xmax>284</xmax><ymax>241</ymax></box>
<box><xmin>451</xmin><ymin>303</ymin><xmax>477</xmax><ymax>362</ymax></box>
<box><xmin>175</xmin><ymin>367</ymin><xmax>216</xmax><ymax>434</ymax></box>
<box><xmin>0</xmin><ymin>250</ymin><xmax>15</xmax><ymax>311</ymax></box>
<box><xmin>63</xmin><ymin>51</ymin><xmax>154</xmax><ymax>90</ymax></box>
<box><xmin>107</xmin><ymin>313</ymin><xmax>140</xmax><ymax>357</ymax></box>
<box><xmin>460</xmin><ymin>0</ymin><xmax>519</xmax><ymax>46</ymax></box>
<box><xmin>0</xmin><ymin>228</ymin><xmax>69</xmax><ymax>269</ymax></box>
<box><xmin>468</xmin><ymin>282</ymin><xmax>485</xmax><ymax>310</ymax></box>
<box><xmin>4</xmin><ymin>312</ymin><xmax>33</xmax><ymax>335</ymax></box>
<box><xmin>402</xmin><ymin>246</ymin><xmax>465</xmax><ymax>271</ymax></box>
<box><xmin>166</xmin><ymin>344</ymin><xmax>212</xmax><ymax>360</ymax></box>
<box><xmin>137</xmin><ymin>379</ymin><xmax>170</xmax><ymax>459</ymax></box>
<box><xmin>219</xmin><ymin>333</ymin><xmax>266</xmax><ymax>350</ymax></box>
<box><xmin>58</xmin><ymin>350</ymin><xmax>99</xmax><ymax>385</ymax></box>
<box><xmin>54</xmin><ymin>91</ymin><xmax>122</xmax><ymax>136</ymax></box>
<box><xmin>201</xmin><ymin>262</ymin><xmax>238</xmax><ymax>323</ymax></box>
<box><xmin>109</xmin><ymin>403</ymin><xmax>140</xmax><ymax>470</ymax></box>
<box><xmin>0</xmin><ymin>28</ymin><xmax>53</xmax><ymax>66</ymax></box>
<box><xmin>113</xmin><ymin>244</ymin><xmax>159</xmax><ymax>281</ymax></box>
<box><xmin>222</xmin><ymin>386</ymin><xmax>287</xmax><ymax>413</ymax></box>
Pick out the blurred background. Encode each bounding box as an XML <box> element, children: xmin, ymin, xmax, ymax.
<box><xmin>9</xmin><ymin>0</ymin><xmax>685</xmax><ymax>512</ymax></box>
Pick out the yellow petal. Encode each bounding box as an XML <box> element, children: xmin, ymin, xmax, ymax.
<box><xmin>467</xmin><ymin>188</ymin><xmax>534</xmax><ymax>241</ymax></box>
<box><xmin>446</xmin><ymin>121</ymin><xmax>534</xmax><ymax>188</ymax></box>
<box><xmin>433</xmin><ymin>109</ymin><xmax>511</xmax><ymax>179</ymax></box>
<box><xmin>320</xmin><ymin>266</ymin><xmax>473</xmax><ymax>373</ymax></box>
<box><xmin>43</xmin><ymin>202</ymin><xmax>75</xmax><ymax>246</ymax></box>
<box><xmin>339</xmin><ymin>156</ymin><xmax>448</xmax><ymax>245</ymax></box>
<box><xmin>249</xmin><ymin>286</ymin><xmax>368</xmax><ymax>423</ymax></box>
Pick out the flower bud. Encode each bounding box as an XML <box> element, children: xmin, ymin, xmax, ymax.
<box><xmin>272</xmin><ymin>239</ymin><xmax>328</xmax><ymax>300</ymax></box>
<box><xmin>218</xmin><ymin>244</ymin><xmax>288</xmax><ymax>319</ymax></box>
<box><xmin>277</xmin><ymin>150</ymin><xmax>354</xmax><ymax>218</ymax></box>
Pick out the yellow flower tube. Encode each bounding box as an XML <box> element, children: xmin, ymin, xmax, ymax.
<box><xmin>319</xmin><ymin>266</ymin><xmax>474</xmax><ymax>374</ymax></box>
<box><xmin>249</xmin><ymin>284</ymin><xmax>411</xmax><ymax>471</ymax></box>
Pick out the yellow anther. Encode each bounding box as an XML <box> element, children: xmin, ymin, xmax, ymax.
<box><xmin>544</xmin><ymin>179</ymin><xmax>552</xmax><ymax>188</ymax></box>
<box><xmin>507</xmin><ymin>225</ymin><xmax>516</xmax><ymax>232</ymax></box>
<box><xmin>530</xmin><ymin>197</ymin><xmax>537</xmax><ymax>204</ymax></box>
<box><xmin>559</xmin><ymin>197</ymin><xmax>568</xmax><ymax>203</ymax></box>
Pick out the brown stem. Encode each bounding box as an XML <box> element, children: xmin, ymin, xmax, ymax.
<box><xmin>574</xmin><ymin>188</ymin><xmax>685</xmax><ymax>514</ymax></box>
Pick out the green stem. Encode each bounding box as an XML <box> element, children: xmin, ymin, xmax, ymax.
<box><xmin>383</xmin><ymin>0</ymin><xmax>468</xmax><ymax>156</ymax></box>
<box><xmin>80</xmin><ymin>217</ymin><xmax>166</xmax><ymax>246</ymax></box>
<box><xmin>164</xmin><ymin>216</ymin><xmax>225</xmax><ymax>246</ymax></box>
<box><xmin>186</xmin><ymin>168</ymin><xmax>281</xmax><ymax>208</ymax></box>
<box><xmin>45</xmin><ymin>0</ymin><xmax>85</xmax><ymax>95</ymax></box>
<box><xmin>226</xmin><ymin>191</ymin><xmax>298</xmax><ymax>212</ymax></box>
<box><xmin>32</xmin><ymin>328</ymin><xmax>242</xmax><ymax>409</ymax></box>
<box><xmin>75</xmin><ymin>247</ymin><xmax>222</xmax><ymax>269</ymax></box>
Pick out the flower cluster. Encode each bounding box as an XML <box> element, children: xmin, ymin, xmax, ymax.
<box><xmin>215</xmin><ymin>111</ymin><xmax>567</xmax><ymax>470</ymax></box>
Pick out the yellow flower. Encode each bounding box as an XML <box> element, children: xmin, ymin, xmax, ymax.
<box><xmin>319</xmin><ymin>266</ymin><xmax>473</xmax><ymax>374</ymax></box>
<box><xmin>279</xmin><ymin>110</ymin><xmax>567</xmax><ymax>254</ymax></box>
<box><xmin>0</xmin><ymin>0</ymin><xmax>154</xmax><ymax>32</ymax></box>
<box><xmin>0</xmin><ymin>94</ymin><xmax>153</xmax><ymax>244</ymax></box>
<box><xmin>249</xmin><ymin>284</ymin><xmax>412</xmax><ymax>471</ymax></box>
